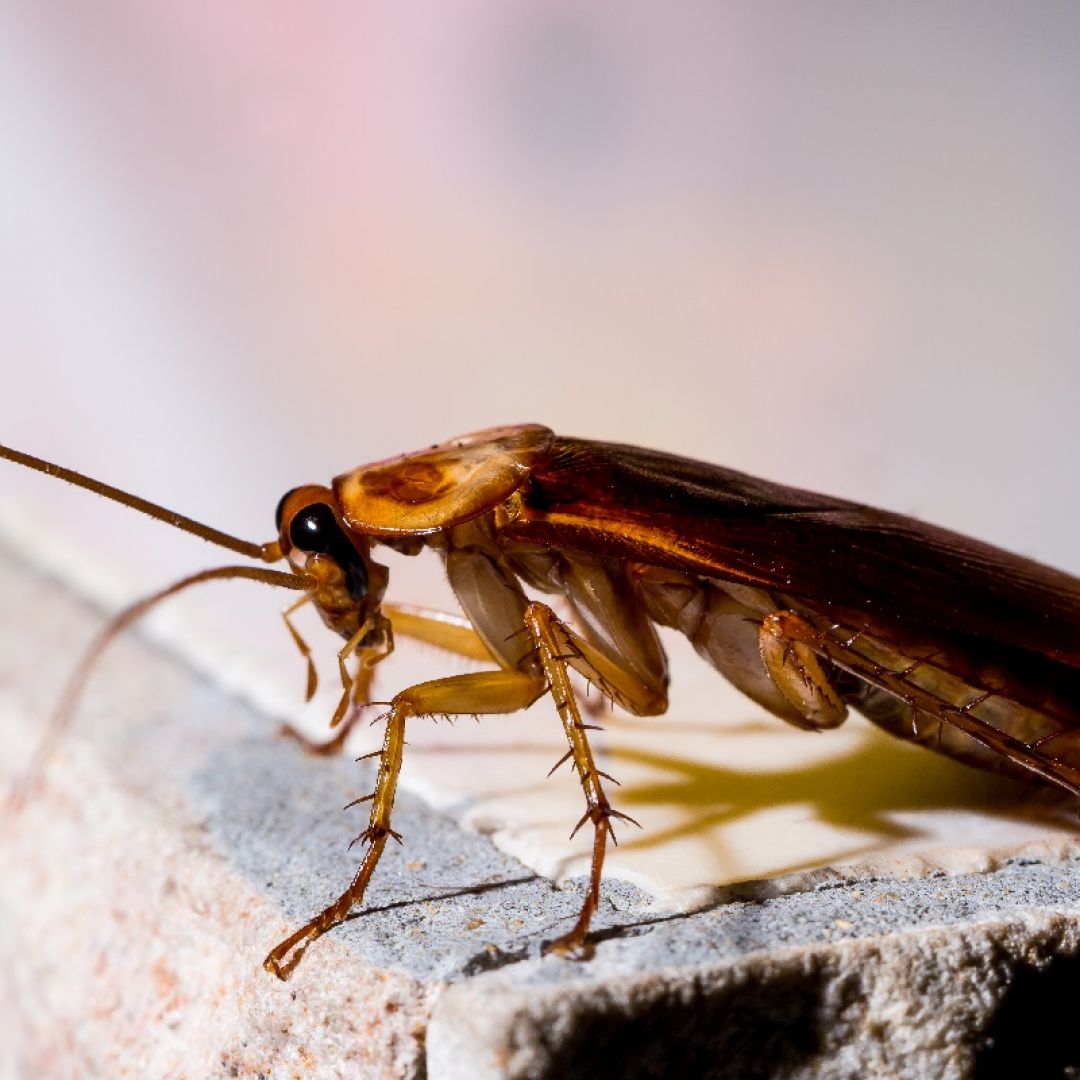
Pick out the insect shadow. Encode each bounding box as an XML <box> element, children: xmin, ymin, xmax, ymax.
<box><xmin>621</xmin><ymin>719</ymin><xmax>1060</xmax><ymax>828</ymax></box>
<box><xmin>184</xmin><ymin>712</ymin><xmax>1077</xmax><ymax>972</ymax></box>
<box><xmin>397</xmin><ymin>709</ymin><xmax>1077</xmax><ymax>900</ymax></box>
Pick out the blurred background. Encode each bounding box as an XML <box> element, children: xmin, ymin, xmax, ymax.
<box><xmin>1</xmin><ymin>4</ymin><xmax>1078</xmax><ymax>899</ymax></box>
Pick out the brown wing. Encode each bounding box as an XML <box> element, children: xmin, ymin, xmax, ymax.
<box><xmin>501</xmin><ymin>437</ymin><xmax>1080</xmax><ymax>714</ymax></box>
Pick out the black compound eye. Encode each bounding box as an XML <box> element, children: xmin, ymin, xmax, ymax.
<box><xmin>275</xmin><ymin>487</ymin><xmax>300</xmax><ymax>532</ymax></box>
<box><xmin>289</xmin><ymin>503</ymin><xmax>339</xmax><ymax>554</ymax></box>
<box><xmin>287</xmin><ymin>502</ymin><xmax>370</xmax><ymax>603</ymax></box>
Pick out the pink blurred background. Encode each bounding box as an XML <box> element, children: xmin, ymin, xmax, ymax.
<box><xmin>1</xmin><ymin>6</ymin><xmax>1077</xmax><ymax>791</ymax></box>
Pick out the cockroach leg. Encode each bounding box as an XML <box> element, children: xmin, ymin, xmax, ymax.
<box><xmin>266</xmin><ymin>600</ymin><xmax>658</xmax><ymax>974</ymax></box>
<box><xmin>276</xmin><ymin>669</ymin><xmax>376</xmax><ymax>756</ymax></box>
<box><xmin>379</xmin><ymin>601</ymin><xmax>493</xmax><ymax>663</ymax></box>
<box><xmin>958</xmin><ymin>691</ymin><xmax>993</xmax><ymax>715</ymax></box>
<box><xmin>759</xmin><ymin>614</ymin><xmax>847</xmax><ymax>731</ymax></box>
<box><xmin>767</xmin><ymin>610</ymin><xmax>1080</xmax><ymax>797</ymax></box>
<box><xmin>329</xmin><ymin>622</ymin><xmax>374</xmax><ymax>729</ymax></box>
<box><xmin>547</xmin><ymin>747</ymin><xmax>575</xmax><ymax>778</ymax></box>
<box><xmin>280</xmin><ymin>621</ymin><xmax>388</xmax><ymax>756</ymax></box>
<box><xmin>277</xmin><ymin>595</ymin><xmax>367</xmax><ymax>756</ymax></box>
<box><xmin>522</xmin><ymin>602</ymin><xmax>646</xmax><ymax>959</ymax></box>
<box><xmin>909</xmin><ymin>705</ymin><xmax>922</xmax><ymax>739</ymax></box>
<box><xmin>280</xmin><ymin>602</ymin><xmax>487</xmax><ymax>756</ymax></box>
<box><xmin>264</xmin><ymin>666</ymin><xmax>544</xmax><ymax>980</ymax></box>
<box><xmin>281</xmin><ymin>595</ymin><xmax>319</xmax><ymax>701</ymax></box>
<box><xmin>265</xmin><ymin>705</ymin><xmax>408</xmax><ymax>979</ymax></box>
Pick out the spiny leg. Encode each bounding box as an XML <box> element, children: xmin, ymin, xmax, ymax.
<box><xmin>522</xmin><ymin>602</ymin><xmax>652</xmax><ymax>959</ymax></box>
<box><xmin>266</xmin><ymin>600</ymin><xmax>659</xmax><ymax>976</ymax></box>
<box><xmin>264</xmin><ymin>704</ymin><xmax>407</xmax><ymax>979</ymax></box>
<box><xmin>263</xmin><ymin>666</ymin><xmax>544</xmax><ymax>979</ymax></box>
<box><xmin>758</xmin><ymin>613</ymin><xmax>847</xmax><ymax>731</ymax></box>
<box><xmin>764</xmin><ymin>609</ymin><xmax>1080</xmax><ymax>796</ymax></box>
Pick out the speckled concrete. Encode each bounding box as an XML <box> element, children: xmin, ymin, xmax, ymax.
<box><xmin>2</xmin><ymin>548</ymin><xmax>1080</xmax><ymax>1079</ymax></box>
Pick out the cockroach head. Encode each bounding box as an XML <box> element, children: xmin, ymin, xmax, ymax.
<box><xmin>275</xmin><ymin>485</ymin><xmax>381</xmax><ymax>606</ymax></box>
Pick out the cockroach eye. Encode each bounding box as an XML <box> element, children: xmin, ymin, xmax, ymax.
<box><xmin>275</xmin><ymin>487</ymin><xmax>300</xmax><ymax>531</ymax></box>
<box><xmin>289</xmin><ymin>503</ymin><xmax>338</xmax><ymax>554</ymax></box>
<box><xmin>287</xmin><ymin>503</ymin><xmax>370</xmax><ymax>604</ymax></box>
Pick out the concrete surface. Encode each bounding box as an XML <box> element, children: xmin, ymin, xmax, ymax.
<box><xmin>2</xmin><ymin>546</ymin><xmax>1080</xmax><ymax>1079</ymax></box>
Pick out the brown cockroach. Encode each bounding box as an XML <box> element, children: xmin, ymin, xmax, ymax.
<box><xmin>2</xmin><ymin>424</ymin><xmax>1079</xmax><ymax>979</ymax></box>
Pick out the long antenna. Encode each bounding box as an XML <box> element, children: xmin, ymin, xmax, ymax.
<box><xmin>0</xmin><ymin>443</ymin><xmax>281</xmax><ymax>562</ymax></box>
<box><xmin>4</xmin><ymin>563</ymin><xmax>316</xmax><ymax>814</ymax></box>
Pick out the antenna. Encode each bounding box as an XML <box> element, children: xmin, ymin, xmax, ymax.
<box><xmin>4</xmin><ymin>563</ymin><xmax>316</xmax><ymax>814</ymax></box>
<box><xmin>0</xmin><ymin>443</ymin><xmax>281</xmax><ymax>563</ymax></box>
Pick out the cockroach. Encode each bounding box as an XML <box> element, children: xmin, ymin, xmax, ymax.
<box><xmin>2</xmin><ymin>424</ymin><xmax>1079</xmax><ymax>979</ymax></box>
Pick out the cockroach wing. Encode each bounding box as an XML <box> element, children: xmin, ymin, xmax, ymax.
<box><xmin>334</xmin><ymin>424</ymin><xmax>554</xmax><ymax>536</ymax></box>
<box><xmin>502</xmin><ymin>436</ymin><xmax>1080</xmax><ymax>677</ymax></box>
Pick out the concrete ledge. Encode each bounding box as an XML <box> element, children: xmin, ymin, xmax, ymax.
<box><xmin>429</xmin><ymin>897</ymin><xmax>1080</xmax><ymax>1079</ymax></box>
<box><xmin>2</xmin><ymin>550</ymin><xmax>1080</xmax><ymax>1078</ymax></box>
